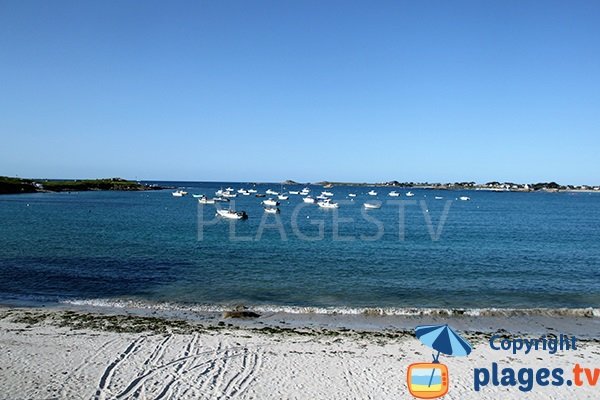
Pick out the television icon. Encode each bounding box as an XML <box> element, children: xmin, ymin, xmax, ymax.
<box><xmin>406</xmin><ymin>362</ymin><xmax>449</xmax><ymax>399</ymax></box>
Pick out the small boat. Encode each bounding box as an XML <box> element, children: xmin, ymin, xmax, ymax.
<box><xmin>278</xmin><ymin>194</ymin><xmax>289</xmax><ymax>200</ymax></box>
<box><xmin>321</xmin><ymin>191</ymin><xmax>333</xmax><ymax>197</ymax></box>
<box><xmin>198</xmin><ymin>197</ymin><xmax>215</xmax><ymax>204</ymax></box>
<box><xmin>214</xmin><ymin>197</ymin><xmax>230</xmax><ymax>202</ymax></box>
<box><xmin>225</xmin><ymin>187</ymin><xmax>234</xmax><ymax>192</ymax></box>
<box><xmin>172</xmin><ymin>190</ymin><xmax>186</xmax><ymax>197</ymax></box>
<box><xmin>192</xmin><ymin>194</ymin><xmax>204</xmax><ymax>198</ymax></box>
<box><xmin>237</xmin><ymin>188</ymin><xmax>246</xmax><ymax>193</ymax></box>
<box><xmin>247</xmin><ymin>189</ymin><xmax>257</xmax><ymax>193</ymax></box>
<box><xmin>317</xmin><ymin>199</ymin><xmax>339</xmax><ymax>209</ymax></box>
<box><xmin>316</xmin><ymin>194</ymin><xmax>328</xmax><ymax>200</ymax></box>
<box><xmin>289</xmin><ymin>191</ymin><xmax>300</xmax><ymax>195</ymax></box>
<box><xmin>266</xmin><ymin>189</ymin><xmax>278</xmax><ymax>195</ymax></box>
<box><xmin>363</xmin><ymin>202</ymin><xmax>381</xmax><ymax>209</ymax></box>
<box><xmin>215</xmin><ymin>189</ymin><xmax>224</xmax><ymax>196</ymax></box>
<box><xmin>388</xmin><ymin>191</ymin><xmax>400</xmax><ymax>197</ymax></box>
<box><xmin>216</xmin><ymin>209</ymin><xmax>248</xmax><ymax>220</ymax></box>
<box><xmin>435</xmin><ymin>196</ymin><xmax>444</xmax><ymax>200</ymax></box>
<box><xmin>255</xmin><ymin>193</ymin><xmax>266</xmax><ymax>198</ymax></box>
<box><xmin>348</xmin><ymin>193</ymin><xmax>357</xmax><ymax>197</ymax></box>
<box><xmin>368</xmin><ymin>190</ymin><xmax>377</xmax><ymax>196</ymax></box>
<box><xmin>323</xmin><ymin>183</ymin><xmax>333</xmax><ymax>189</ymax></box>
<box><xmin>264</xmin><ymin>207</ymin><xmax>280</xmax><ymax>214</ymax></box>
<box><xmin>263</xmin><ymin>198</ymin><xmax>280</xmax><ymax>207</ymax></box>
<box><xmin>222</xmin><ymin>192</ymin><xmax>237</xmax><ymax>198</ymax></box>
<box><xmin>300</xmin><ymin>187</ymin><xmax>310</xmax><ymax>195</ymax></box>
<box><xmin>406</xmin><ymin>191</ymin><xmax>415</xmax><ymax>197</ymax></box>
<box><xmin>459</xmin><ymin>196</ymin><xmax>471</xmax><ymax>201</ymax></box>
<box><xmin>303</xmin><ymin>196</ymin><xmax>316</xmax><ymax>204</ymax></box>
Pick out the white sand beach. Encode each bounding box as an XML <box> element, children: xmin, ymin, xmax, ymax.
<box><xmin>1</xmin><ymin>307</ymin><xmax>599</xmax><ymax>399</ymax></box>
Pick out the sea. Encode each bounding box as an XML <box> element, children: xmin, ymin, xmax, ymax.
<box><xmin>1</xmin><ymin>182</ymin><xmax>599</xmax><ymax>317</ymax></box>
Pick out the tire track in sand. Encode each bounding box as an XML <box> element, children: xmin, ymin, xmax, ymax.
<box><xmin>132</xmin><ymin>334</ymin><xmax>173</xmax><ymax>398</ymax></box>
<box><xmin>94</xmin><ymin>336</ymin><xmax>146</xmax><ymax>400</ymax></box>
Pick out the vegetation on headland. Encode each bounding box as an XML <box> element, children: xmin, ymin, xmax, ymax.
<box><xmin>0</xmin><ymin>176</ymin><xmax>165</xmax><ymax>194</ymax></box>
<box><xmin>314</xmin><ymin>180</ymin><xmax>600</xmax><ymax>192</ymax></box>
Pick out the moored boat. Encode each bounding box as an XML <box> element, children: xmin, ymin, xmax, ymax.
<box><xmin>317</xmin><ymin>199</ymin><xmax>339</xmax><ymax>209</ymax></box>
<box><xmin>368</xmin><ymin>190</ymin><xmax>377</xmax><ymax>196</ymax></box>
<box><xmin>363</xmin><ymin>202</ymin><xmax>381</xmax><ymax>209</ymax></box>
<box><xmin>263</xmin><ymin>198</ymin><xmax>280</xmax><ymax>207</ymax></box>
<box><xmin>216</xmin><ymin>209</ymin><xmax>248</xmax><ymax>220</ymax></box>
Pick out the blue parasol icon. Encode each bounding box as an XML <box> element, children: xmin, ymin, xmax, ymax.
<box><xmin>415</xmin><ymin>324</ymin><xmax>472</xmax><ymax>387</ymax></box>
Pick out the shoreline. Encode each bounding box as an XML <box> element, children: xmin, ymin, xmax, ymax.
<box><xmin>3</xmin><ymin>300</ymin><xmax>599</xmax><ymax>338</ymax></box>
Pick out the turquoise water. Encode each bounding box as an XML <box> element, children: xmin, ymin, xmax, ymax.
<box><xmin>0</xmin><ymin>182</ymin><xmax>599</xmax><ymax>312</ymax></box>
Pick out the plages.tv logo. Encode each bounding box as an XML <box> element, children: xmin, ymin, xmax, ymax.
<box><xmin>407</xmin><ymin>324</ymin><xmax>472</xmax><ymax>399</ymax></box>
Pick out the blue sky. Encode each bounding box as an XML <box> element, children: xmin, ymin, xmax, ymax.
<box><xmin>1</xmin><ymin>0</ymin><xmax>599</xmax><ymax>184</ymax></box>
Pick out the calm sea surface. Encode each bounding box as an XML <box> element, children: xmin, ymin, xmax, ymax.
<box><xmin>1</xmin><ymin>182</ymin><xmax>599</xmax><ymax>312</ymax></box>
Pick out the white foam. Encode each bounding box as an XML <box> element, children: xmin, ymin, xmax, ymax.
<box><xmin>60</xmin><ymin>298</ymin><xmax>600</xmax><ymax>318</ymax></box>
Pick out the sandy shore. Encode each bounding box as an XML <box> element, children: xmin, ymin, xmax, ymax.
<box><xmin>1</xmin><ymin>306</ymin><xmax>599</xmax><ymax>399</ymax></box>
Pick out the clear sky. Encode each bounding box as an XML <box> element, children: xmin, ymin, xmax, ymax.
<box><xmin>1</xmin><ymin>0</ymin><xmax>599</xmax><ymax>184</ymax></box>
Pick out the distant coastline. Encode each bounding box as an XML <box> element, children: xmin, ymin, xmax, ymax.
<box><xmin>312</xmin><ymin>180</ymin><xmax>600</xmax><ymax>193</ymax></box>
<box><xmin>0</xmin><ymin>176</ymin><xmax>168</xmax><ymax>195</ymax></box>
<box><xmin>2</xmin><ymin>176</ymin><xmax>599</xmax><ymax>195</ymax></box>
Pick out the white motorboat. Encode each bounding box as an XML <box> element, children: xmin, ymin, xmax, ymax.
<box><xmin>317</xmin><ymin>199</ymin><xmax>339</xmax><ymax>209</ymax></box>
<box><xmin>172</xmin><ymin>190</ymin><xmax>186</xmax><ymax>197</ymax></box>
<box><xmin>289</xmin><ymin>191</ymin><xmax>300</xmax><ymax>195</ymax></box>
<box><xmin>368</xmin><ymin>190</ymin><xmax>377</xmax><ymax>196</ymax></box>
<box><xmin>459</xmin><ymin>196</ymin><xmax>471</xmax><ymax>201</ymax></box>
<box><xmin>222</xmin><ymin>192</ymin><xmax>237</xmax><ymax>198</ymax></box>
<box><xmin>321</xmin><ymin>191</ymin><xmax>334</xmax><ymax>197</ymax></box>
<box><xmin>406</xmin><ymin>191</ymin><xmax>415</xmax><ymax>197</ymax></box>
<box><xmin>263</xmin><ymin>198</ymin><xmax>280</xmax><ymax>207</ymax></box>
<box><xmin>215</xmin><ymin>189</ymin><xmax>224</xmax><ymax>196</ymax></box>
<box><xmin>316</xmin><ymin>194</ymin><xmax>328</xmax><ymax>200</ymax></box>
<box><xmin>192</xmin><ymin>194</ymin><xmax>204</xmax><ymax>198</ymax></box>
<box><xmin>225</xmin><ymin>187</ymin><xmax>234</xmax><ymax>192</ymax></box>
<box><xmin>214</xmin><ymin>197</ymin><xmax>230</xmax><ymax>202</ymax></box>
<box><xmin>264</xmin><ymin>207</ymin><xmax>280</xmax><ymax>214</ymax></box>
<box><xmin>303</xmin><ymin>196</ymin><xmax>316</xmax><ymax>204</ymax></box>
<box><xmin>266</xmin><ymin>189</ymin><xmax>278</xmax><ymax>195</ymax></box>
<box><xmin>435</xmin><ymin>196</ymin><xmax>444</xmax><ymax>200</ymax></box>
<box><xmin>247</xmin><ymin>188</ymin><xmax>257</xmax><ymax>193</ymax></box>
<box><xmin>242</xmin><ymin>191</ymin><xmax>251</xmax><ymax>196</ymax></box>
<box><xmin>198</xmin><ymin>197</ymin><xmax>216</xmax><ymax>204</ymax></box>
<box><xmin>348</xmin><ymin>193</ymin><xmax>357</xmax><ymax>197</ymax></box>
<box><xmin>216</xmin><ymin>209</ymin><xmax>248</xmax><ymax>220</ymax></box>
<box><xmin>278</xmin><ymin>194</ymin><xmax>289</xmax><ymax>200</ymax></box>
<box><xmin>363</xmin><ymin>202</ymin><xmax>381</xmax><ymax>209</ymax></box>
<box><xmin>300</xmin><ymin>188</ymin><xmax>310</xmax><ymax>195</ymax></box>
<box><xmin>388</xmin><ymin>191</ymin><xmax>400</xmax><ymax>197</ymax></box>
<box><xmin>237</xmin><ymin>188</ymin><xmax>246</xmax><ymax>194</ymax></box>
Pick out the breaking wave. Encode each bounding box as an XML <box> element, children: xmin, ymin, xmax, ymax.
<box><xmin>61</xmin><ymin>298</ymin><xmax>600</xmax><ymax>318</ymax></box>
